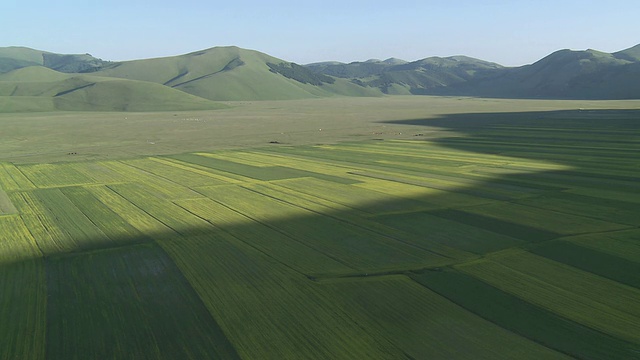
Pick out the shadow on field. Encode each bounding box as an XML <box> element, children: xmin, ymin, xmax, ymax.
<box><xmin>14</xmin><ymin>108</ymin><xmax>640</xmax><ymax>359</ymax></box>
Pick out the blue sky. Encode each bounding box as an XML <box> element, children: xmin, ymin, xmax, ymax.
<box><xmin>3</xmin><ymin>0</ymin><xmax>639</xmax><ymax>66</ymax></box>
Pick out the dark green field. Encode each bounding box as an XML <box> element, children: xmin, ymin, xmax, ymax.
<box><xmin>1</xmin><ymin>97</ymin><xmax>640</xmax><ymax>358</ymax></box>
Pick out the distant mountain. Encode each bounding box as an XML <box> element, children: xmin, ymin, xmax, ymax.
<box><xmin>306</xmin><ymin>56</ymin><xmax>502</xmax><ymax>94</ymax></box>
<box><xmin>1</xmin><ymin>43</ymin><xmax>639</xmax><ymax>111</ymax></box>
<box><xmin>613</xmin><ymin>44</ymin><xmax>640</xmax><ymax>62</ymax></box>
<box><xmin>0</xmin><ymin>46</ymin><xmax>112</xmax><ymax>73</ymax></box>
<box><xmin>88</xmin><ymin>46</ymin><xmax>378</xmax><ymax>101</ymax></box>
<box><xmin>429</xmin><ymin>47</ymin><xmax>640</xmax><ymax>99</ymax></box>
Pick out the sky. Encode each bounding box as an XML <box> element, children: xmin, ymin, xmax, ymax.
<box><xmin>2</xmin><ymin>0</ymin><xmax>639</xmax><ymax>66</ymax></box>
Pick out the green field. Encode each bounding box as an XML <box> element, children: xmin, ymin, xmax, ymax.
<box><xmin>1</xmin><ymin>97</ymin><xmax>640</xmax><ymax>358</ymax></box>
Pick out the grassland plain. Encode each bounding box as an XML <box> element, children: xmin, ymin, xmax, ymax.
<box><xmin>0</xmin><ymin>97</ymin><xmax>640</xmax><ymax>358</ymax></box>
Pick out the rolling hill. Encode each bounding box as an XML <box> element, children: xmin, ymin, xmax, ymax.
<box><xmin>429</xmin><ymin>47</ymin><xmax>640</xmax><ymax>99</ymax></box>
<box><xmin>306</xmin><ymin>56</ymin><xmax>503</xmax><ymax>95</ymax></box>
<box><xmin>1</xmin><ymin>43</ymin><xmax>640</xmax><ymax>111</ymax></box>
<box><xmin>89</xmin><ymin>46</ymin><xmax>379</xmax><ymax>101</ymax></box>
<box><xmin>0</xmin><ymin>66</ymin><xmax>226</xmax><ymax>112</ymax></box>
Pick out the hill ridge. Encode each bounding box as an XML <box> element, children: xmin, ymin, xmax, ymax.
<box><xmin>1</xmin><ymin>43</ymin><xmax>639</xmax><ymax>109</ymax></box>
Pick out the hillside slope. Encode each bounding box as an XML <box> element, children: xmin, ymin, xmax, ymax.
<box><xmin>435</xmin><ymin>48</ymin><xmax>640</xmax><ymax>99</ymax></box>
<box><xmin>0</xmin><ymin>66</ymin><xmax>226</xmax><ymax>112</ymax></box>
<box><xmin>92</xmin><ymin>47</ymin><xmax>380</xmax><ymax>101</ymax></box>
<box><xmin>1</xmin><ymin>43</ymin><xmax>640</xmax><ymax>105</ymax></box>
<box><xmin>0</xmin><ymin>47</ymin><xmax>112</xmax><ymax>73</ymax></box>
<box><xmin>306</xmin><ymin>56</ymin><xmax>503</xmax><ymax>95</ymax></box>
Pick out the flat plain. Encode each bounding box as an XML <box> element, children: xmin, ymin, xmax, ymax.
<box><xmin>1</xmin><ymin>96</ymin><xmax>639</xmax><ymax>359</ymax></box>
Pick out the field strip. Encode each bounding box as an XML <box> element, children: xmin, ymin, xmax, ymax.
<box><xmin>459</xmin><ymin>201</ymin><xmax>633</xmax><ymax>236</ymax></box>
<box><xmin>103</xmin><ymin>161</ymin><xmax>203</xmax><ymax>200</ymax></box>
<box><xmin>45</xmin><ymin>243</ymin><xmax>240</xmax><ymax>359</ymax></box>
<box><xmin>151</xmin><ymin>157</ymin><xmax>244</xmax><ymax>183</ymax></box>
<box><xmin>351</xmin><ymin>178</ymin><xmax>496</xmax><ymax>209</ymax></box>
<box><xmin>349</xmin><ymin>170</ymin><xmax>515</xmax><ymax>201</ymax></box>
<box><xmin>0</xmin><ymin>260</ymin><xmax>46</xmax><ymax>360</ymax></box>
<box><xmin>559</xmin><ymin>229</ymin><xmax>640</xmax><ymax>263</ymax></box>
<box><xmin>0</xmin><ymin>163</ymin><xmax>36</xmax><ymax>190</ymax></box>
<box><xmin>160</xmin><ymin>231</ymin><xmax>406</xmax><ymax>359</ymax></box>
<box><xmin>372</xmin><ymin>210</ymin><xmax>525</xmax><ymax>255</ymax></box>
<box><xmin>234</xmin><ymin>150</ymin><xmax>362</xmax><ymax>174</ymax></box>
<box><xmin>0</xmin><ymin>163</ymin><xmax>21</xmax><ymax>191</ymax></box>
<box><xmin>19</xmin><ymin>163</ymin><xmax>93</xmax><ymax>188</ymax></box>
<box><xmin>68</xmin><ymin>162</ymin><xmax>129</xmax><ymax>184</ymax></box>
<box><xmin>87</xmin><ymin>185</ymin><xmax>175</xmax><ymax>236</ymax></box>
<box><xmin>565</xmin><ymin>187</ymin><xmax>640</xmax><ymax>204</ymax></box>
<box><xmin>0</xmin><ymin>216</ymin><xmax>43</xmax><ymax>264</ymax></box>
<box><xmin>411</xmin><ymin>269</ymin><xmax>640</xmax><ymax>360</ymax></box>
<box><xmin>530</xmin><ymin>240</ymin><xmax>640</xmax><ymax>289</ymax></box>
<box><xmin>438</xmin><ymin>137</ymin><xmax>640</xmax><ymax>153</ymax></box>
<box><xmin>243</xmin><ymin>182</ymin><xmax>473</xmax><ymax>262</ymax></box>
<box><xmin>196</xmin><ymin>184</ymin><xmax>441</xmax><ymax>271</ymax></box>
<box><xmin>514</xmin><ymin>192</ymin><xmax>640</xmax><ymax>227</ymax></box>
<box><xmin>10</xmin><ymin>191</ymin><xmax>75</xmax><ymax>254</ymax></box>
<box><xmin>107</xmin><ymin>183</ymin><xmax>212</xmax><ymax>237</ymax></box>
<box><xmin>0</xmin><ymin>188</ymin><xmax>17</xmax><ymax>214</ymax></box>
<box><xmin>32</xmin><ymin>188</ymin><xmax>114</xmax><ymax>252</ymax></box>
<box><xmin>323</xmin><ymin>276</ymin><xmax>568</xmax><ymax>359</ymax></box>
<box><xmin>195</xmin><ymin>151</ymin><xmax>273</xmax><ymax>167</ymax></box>
<box><xmin>457</xmin><ymin>253</ymin><xmax>640</xmax><ymax>344</ymax></box>
<box><xmin>122</xmin><ymin>158</ymin><xmax>229</xmax><ymax>188</ymax></box>
<box><xmin>173</xmin><ymin>197</ymin><xmax>354</xmax><ymax>275</ymax></box>
<box><xmin>61</xmin><ymin>186</ymin><xmax>153</xmax><ymax>246</ymax></box>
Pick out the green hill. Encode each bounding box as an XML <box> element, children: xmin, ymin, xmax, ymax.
<box><xmin>306</xmin><ymin>56</ymin><xmax>503</xmax><ymax>94</ymax></box>
<box><xmin>433</xmin><ymin>48</ymin><xmax>640</xmax><ymax>99</ymax></box>
<box><xmin>0</xmin><ymin>66</ymin><xmax>226</xmax><ymax>112</ymax></box>
<box><xmin>1</xmin><ymin>43</ymin><xmax>640</xmax><ymax>108</ymax></box>
<box><xmin>614</xmin><ymin>44</ymin><xmax>640</xmax><ymax>62</ymax></box>
<box><xmin>0</xmin><ymin>47</ymin><xmax>112</xmax><ymax>73</ymax></box>
<box><xmin>91</xmin><ymin>46</ymin><xmax>380</xmax><ymax>101</ymax></box>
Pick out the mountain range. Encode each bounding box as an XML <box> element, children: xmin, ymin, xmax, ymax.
<box><xmin>1</xmin><ymin>44</ymin><xmax>639</xmax><ymax>111</ymax></box>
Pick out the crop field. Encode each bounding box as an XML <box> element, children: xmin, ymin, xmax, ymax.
<box><xmin>0</xmin><ymin>98</ymin><xmax>639</xmax><ymax>358</ymax></box>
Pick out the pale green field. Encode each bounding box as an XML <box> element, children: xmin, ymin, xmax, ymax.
<box><xmin>1</xmin><ymin>96</ymin><xmax>637</xmax><ymax>163</ymax></box>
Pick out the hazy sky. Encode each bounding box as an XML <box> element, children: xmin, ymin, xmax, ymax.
<box><xmin>3</xmin><ymin>0</ymin><xmax>638</xmax><ymax>66</ymax></box>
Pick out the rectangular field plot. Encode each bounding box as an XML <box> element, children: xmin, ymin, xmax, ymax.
<box><xmin>108</xmin><ymin>183</ymin><xmax>211</xmax><ymax>236</ymax></box>
<box><xmin>514</xmin><ymin>191</ymin><xmax>640</xmax><ymax>226</ymax></box>
<box><xmin>412</xmin><ymin>269</ymin><xmax>640</xmax><ymax>360</ymax></box>
<box><xmin>561</xmin><ymin>229</ymin><xmax>640</xmax><ymax>263</ymax></box>
<box><xmin>457</xmin><ymin>251</ymin><xmax>640</xmax><ymax>345</ymax></box>
<box><xmin>0</xmin><ymin>216</ymin><xmax>42</xmax><ymax>264</ymax></box>
<box><xmin>457</xmin><ymin>202</ymin><xmax>631</xmax><ymax>236</ymax></box>
<box><xmin>0</xmin><ymin>162</ymin><xmax>35</xmax><ymax>191</ymax></box>
<box><xmin>323</xmin><ymin>276</ymin><xmax>568</xmax><ymax>359</ymax></box>
<box><xmin>197</xmin><ymin>184</ymin><xmax>449</xmax><ymax>271</ymax></box>
<box><xmin>243</xmin><ymin>182</ymin><xmax>474</xmax><ymax>261</ymax></box>
<box><xmin>168</xmin><ymin>153</ymin><xmax>352</xmax><ymax>183</ymax></box>
<box><xmin>30</xmin><ymin>188</ymin><xmax>113</xmax><ymax>253</ymax></box>
<box><xmin>46</xmin><ymin>243</ymin><xmax>239</xmax><ymax>360</ymax></box>
<box><xmin>372</xmin><ymin>211</ymin><xmax>524</xmax><ymax>254</ymax></box>
<box><xmin>101</xmin><ymin>161</ymin><xmax>202</xmax><ymax>200</ymax></box>
<box><xmin>122</xmin><ymin>157</ymin><xmax>230</xmax><ymax>188</ymax></box>
<box><xmin>273</xmin><ymin>177</ymin><xmax>431</xmax><ymax>215</ymax></box>
<box><xmin>160</xmin><ymin>232</ymin><xmax>405</xmax><ymax>359</ymax></box>
<box><xmin>19</xmin><ymin>163</ymin><xmax>94</xmax><ymax>188</ymax></box>
<box><xmin>60</xmin><ymin>186</ymin><xmax>153</xmax><ymax>246</ymax></box>
<box><xmin>0</xmin><ymin>260</ymin><xmax>46</xmax><ymax>360</ymax></box>
<box><xmin>530</xmin><ymin>240</ymin><xmax>640</xmax><ymax>289</ymax></box>
<box><xmin>86</xmin><ymin>185</ymin><xmax>174</xmax><ymax>236</ymax></box>
<box><xmin>0</xmin><ymin>188</ymin><xmax>17</xmax><ymax>214</ymax></box>
<box><xmin>173</xmin><ymin>197</ymin><xmax>354</xmax><ymax>275</ymax></box>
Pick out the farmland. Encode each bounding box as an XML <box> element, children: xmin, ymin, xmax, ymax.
<box><xmin>0</xmin><ymin>97</ymin><xmax>640</xmax><ymax>358</ymax></box>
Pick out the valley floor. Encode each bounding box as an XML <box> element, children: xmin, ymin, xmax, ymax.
<box><xmin>1</xmin><ymin>97</ymin><xmax>639</xmax><ymax>359</ymax></box>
